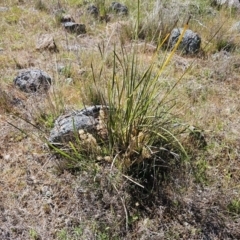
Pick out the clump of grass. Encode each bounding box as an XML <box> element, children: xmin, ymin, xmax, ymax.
<box><xmin>52</xmin><ymin>21</ymin><xmax>191</xmax><ymax>191</ymax></box>
<box><xmin>103</xmin><ymin>46</ymin><xmax>188</xmax><ymax>169</ymax></box>
<box><xmin>29</xmin><ymin>228</ymin><xmax>40</xmax><ymax>240</ymax></box>
<box><xmin>134</xmin><ymin>0</ymin><xmax>184</xmax><ymax>43</ymax></box>
<box><xmin>227</xmin><ymin>199</ymin><xmax>240</xmax><ymax>216</ymax></box>
<box><xmin>0</xmin><ymin>89</ymin><xmax>13</xmax><ymax>114</ymax></box>
<box><xmin>5</xmin><ymin>6</ymin><xmax>23</xmax><ymax>24</ymax></box>
<box><xmin>216</xmin><ymin>38</ymin><xmax>236</xmax><ymax>52</ymax></box>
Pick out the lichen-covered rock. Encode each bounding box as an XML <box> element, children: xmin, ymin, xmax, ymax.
<box><xmin>169</xmin><ymin>28</ymin><xmax>201</xmax><ymax>54</ymax></box>
<box><xmin>14</xmin><ymin>69</ymin><xmax>52</xmax><ymax>93</ymax></box>
<box><xmin>110</xmin><ymin>2</ymin><xmax>128</xmax><ymax>15</ymax></box>
<box><xmin>87</xmin><ymin>5</ymin><xmax>99</xmax><ymax>17</ymax></box>
<box><xmin>49</xmin><ymin>105</ymin><xmax>107</xmax><ymax>143</ymax></box>
<box><xmin>63</xmin><ymin>22</ymin><xmax>86</xmax><ymax>35</ymax></box>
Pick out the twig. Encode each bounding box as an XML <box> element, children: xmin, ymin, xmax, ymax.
<box><xmin>110</xmin><ymin>152</ymin><xmax>120</xmax><ymax>171</ymax></box>
<box><xmin>112</xmin><ymin>183</ymin><xmax>128</xmax><ymax>231</ymax></box>
<box><xmin>122</xmin><ymin>174</ymin><xmax>144</xmax><ymax>188</ymax></box>
<box><xmin>121</xmin><ymin>196</ymin><xmax>128</xmax><ymax>231</ymax></box>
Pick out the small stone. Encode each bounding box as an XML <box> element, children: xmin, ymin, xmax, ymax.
<box><xmin>45</xmin><ymin>191</ymin><xmax>53</xmax><ymax>198</ymax></box>
<box><xmin>63</xmin><ymin>22</ymin><xmax>86</xmax><ymax>35</ymax></box>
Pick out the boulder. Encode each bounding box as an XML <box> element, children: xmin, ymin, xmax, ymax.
<box><xmin>14</xmin><ymin>69</ymin><xmax>52</xmax><ymax>93</ymax></box>
<box><xmin>63</xmin><ymin>22</ymin><xmax>86</xmax><ymax>35</ymax></box>
<box><xmin>36</xmin><ymin>34</ymin><xmax>58</xmax><ymax>52</ymax></box>
<box><xmin>110</xmin><ymin>2</ymin><xmax>128</xmax><ymax>15</ymax></box>
<box><xmin>49</xmin><ymin>105</ymin><xmax>107</xmax><ymax>143</ymax></box>
<box><xmin>168</xmin><ymin>28</ymin><xmax>201</xmax><ymax>54</ymax></box>
<box><xmin>87</xmin><ymin>5</ymin><xmax>99</xmax><ymax>17</ymax></box>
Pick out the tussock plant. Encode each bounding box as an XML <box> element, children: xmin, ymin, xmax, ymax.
<box><xmin>57</xmin><ymin>21</ymin><xmax>190</xmax><ymax>187</ymax></box>
<box><xmin>104</xmin><ymin>45</ymin><xmax>188</xmax><ymax>168</ymax></box>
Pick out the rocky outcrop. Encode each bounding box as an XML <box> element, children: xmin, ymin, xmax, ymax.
<box><xmin>110</xmin><ymin>2</ymin><xmax>128</xmax><ymax>15</ymax></box>
<box><xmin>169</xmin><ymin>28</ymin><xmax>201</xmax><ymax>54</ymax></box>
<box><xmin>49</xmin><ymin>105</ymin><xmax>108</xmax><ymax>143</ymax></box>
<box><xmin>14</xmin><ymin>69</ymin><xmax>52</xmax><ymax>93</ymax></box>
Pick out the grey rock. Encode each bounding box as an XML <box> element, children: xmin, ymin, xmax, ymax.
<box><xmin>87</xmin><ymin>5</ymin><xmax>99</xmax><ymax>17</ymax></box>
<box><xmin>49</xmin><ymin>105</ymin><xmax>107</xmax><ymax>143</ymax></box>
<box><xmin>14</xmin><ymin>69</ymin><xmax>52</xmax><ymax>93</ymax></box>
<box><xmin>63</xmin><ymin>22</ymin><xmax>86</xmax><ymax>35</ymax></box>
<box><xmin>169</xmin><ymin>28</ymin><xmax>201</xmax><ymax>54</ymax></box>
<box><xmin>110</xmin><ymin>2</ymin><xmax>128</xmax><ymax>15</ymax></box>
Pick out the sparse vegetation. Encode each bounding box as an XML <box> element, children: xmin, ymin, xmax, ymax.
<box><xmin>0</xmin><ymin>0</ymin><xmax>239</xmax><ymax>239</ymax></box>
<box><xmin>228</xmin><ymin>199</ymin><xmax>240</xmax><ymax>216</ymax></box>
<box><xmin>29</xmin><ymin>228</ymin><xmax>40</xmax><ymax>240</ymax></box>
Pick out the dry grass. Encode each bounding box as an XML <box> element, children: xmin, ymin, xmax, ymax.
<box><xmin>0</xmin><ymin>0</ymin><xmax>239</xmax><ymax>239</ymax></box>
